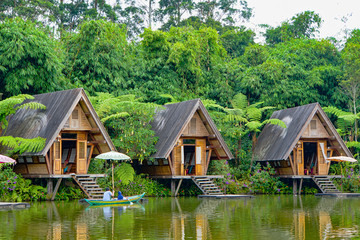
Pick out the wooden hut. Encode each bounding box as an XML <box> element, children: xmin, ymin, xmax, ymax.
<box><xmin>139</xmin><ymin>99</ymin><xmax>233</xmax><ymax>177</ymax></box>
<box><xmin>1</xmin><ymin>89</ymin><xmax>115</xmax><ymax>198</ymax></box>
<box><xmin>2</xmin><ymin>88</ymin><xmax>115</xmax><ymax>176</ymax></box>
<box><xmin>136</xmin><ymin>99</ymin><xmax>233</xmax><ymax>195</ymax></box>
<box><xmin>253</xmin><ymin>103</ymin><xmax>353</xmax><ymax>194</ymax></box>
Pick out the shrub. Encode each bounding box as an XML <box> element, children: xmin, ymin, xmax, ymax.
<box><xmin>0</xmin><ymin>165</ymin><xmax>46</xmax><ymax>201</ymax></box>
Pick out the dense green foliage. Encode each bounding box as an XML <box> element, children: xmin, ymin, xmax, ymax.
<box><xmin>0</xmin><ymin>94</ymin><xmax>46</xmax><ymax>155</ymax></box>
<box><xmin>3</xmin><ymin>4</ymin><xmax>360</xmax><ymax>195</ymax></box>
<box><xmin>0</xmin><ymin>166</ymin><xmax>46</xmax><ymax>201</ymax></box>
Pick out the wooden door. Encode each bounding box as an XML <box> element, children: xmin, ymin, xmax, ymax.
<box><xmin>76</xmin><ymin>133</ymin><xmax>87</xmax><ymax>174</ymax></box>
<box><xmin>318</xmin><ymin>141</ymin><xmax>328</xmax><ymax>175</ymax></box>
<box><xmin>53</xmin><ymin>141</ymin><xmax>62</xmax><ymax>174</ymax></box>
<box><xmin>195</xmin><ymin>139</ymin><xmax>206</xmax><ymax>175</ymax></box>
<box><xmin>296</xmin><ymin>142</ymin><xmax>304</xmax><ymax>175</ymax></box>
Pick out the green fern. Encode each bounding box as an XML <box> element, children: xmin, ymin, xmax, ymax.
<box><xmin>101</xmin><ymin>112</ymin><xmax>130</xmax><ymax>123</ymax></box>
<box><xmin>0</xmin><ymin>136</ymin><xmax>45</xmax><ymax>154</ymax></box>
<box><xmin>230</xmin><ymin>93</ymin><xmax>247</xmax><ymax>110</ymax></box>
<box><xmin>263</xmin><ymin>119</ymin><xmax>287</xmax><ymax>128</ymax></box>
<box><xmin>114</xmin><ymin>162</ymin><xmax>135</xmax><ymax>185</ymax></box>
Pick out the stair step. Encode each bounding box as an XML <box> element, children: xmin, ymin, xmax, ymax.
<box><xmin>77</xmin><ymin>178</ymin><xmax>94</xmax><ymax>181</ymax></box>
<box><xmin>81</xmin><ymin>181</ymin><xmax>97</xmax><ymax>184</ymax></box>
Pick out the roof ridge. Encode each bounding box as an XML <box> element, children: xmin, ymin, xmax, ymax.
<box><xmin>31</xmin><ymin>88</ymin><xmax>83</xmax><ymax>97</ymax></box>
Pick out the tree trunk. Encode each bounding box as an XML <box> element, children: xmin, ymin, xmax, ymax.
<box><xmin>148</xmin><ymin>0</ymin><xmax>152</xmax><ymax>28</ymax></box>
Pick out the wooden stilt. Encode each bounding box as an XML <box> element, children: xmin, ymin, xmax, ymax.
<box><xmin>47</xmin><ymin>179</ymin><xmax>53</xmax><ymax>196</ymax></box>
<box><xmin>175</xmin><ymin>179</ymin><xmax>183</xmax><ymax>197</ymax></box>
<box><xmin>171</xmin><ymin>180</ymin><xmax>176</xmax><ymax>197</ymax></box>
<box><xmin>293</xmin><ymin>179</ymin><xmax>298</xmax><ymax>195</ymax></box>
<box><xmin>51</xmin><ymin>178</ymin><xmax>62</xmax><ymax>201</ymax></box>
<box><xmin>298</xmin><ymin>178</ymin><xmax>303</xmax><ymax>195</ymax></box>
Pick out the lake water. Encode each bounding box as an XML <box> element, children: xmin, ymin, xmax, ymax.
<box><xmin>0</xmin><ymin>196</ymin><xmax>359</xmax><ymax>239</ymax></box>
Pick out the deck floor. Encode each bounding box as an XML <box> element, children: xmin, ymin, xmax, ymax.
<box><xmin>315</xmin><ymin>193</ymin><xmax>360</xmax><ymax>197</ymax></box>
<box><xmin>198</xmin><ymin>194</ymin><xmax>254</xmax><ymax>199</ymax></box>
<box><xmin>0</xmin><ymin>202</ymin><xmax>30</xmax><ymax>210</ymax></box>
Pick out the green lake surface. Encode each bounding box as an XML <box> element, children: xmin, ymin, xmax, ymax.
<box><xmin>0</xmin><ymin>196</ymin><xmax>359</xmax><ymax>240</ymax></box>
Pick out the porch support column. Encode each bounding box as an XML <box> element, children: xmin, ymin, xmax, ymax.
<box><xmin>293</xmin><ymin>179</ymin><xmax>298</xmax><ymax>195</ymax></box>
<box><xmin>47</xmin><ymin>179</ymin><xmax>53</xmax><ymax>197</ymax></box>
<box><xmin>298</xmin><ymin>178</ymin><xmax>303</xmax><ymax>195</ymax></box>
<box><xmin>171</xmin><ymin>179</ymin><xmax>176</xmax><ymax>197</ymax></box>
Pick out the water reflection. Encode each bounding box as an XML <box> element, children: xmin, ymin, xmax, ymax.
<box><xmin>0</xmin><ymin>196</ymin><xmax>359</xmax><ymax>239</ymax></box>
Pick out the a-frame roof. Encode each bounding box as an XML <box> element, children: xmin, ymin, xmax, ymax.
<box><xmin>3</xmin><ymin>88</ymin><xmax>115</xmax><ymax>156</ymax></box>
<box><xmin>253</xmin><ymin>102</ymin><xmax>352</xmax><ymax>161</ymax></box>
<box><xmin>150</xmin><ymin>99</ymin><xmax>233</xmax><ymax>159</ymax></box>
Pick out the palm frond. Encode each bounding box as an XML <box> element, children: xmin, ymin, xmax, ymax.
<box><xmin>245</xmin><ymin>121</ymin><xmax>262</xmax><ymax>132</ymax></box>
<box><xmin>263</xmin><ymin>119</ymin><xmax>287</xmax><ymax>128</ymax></box>
<box><xmin>230</xmin><ymin>93</ymin><xmax>247</xmax><ymax>110</ymax></box>
<box><xmin>15</xmin><ymin>102</ymin><xmax>46</xmax><ymax>111</ymax></box>
<box><xmin>101</xmin><ymin>112</ymin><xmax>130</xmax><ymax>123</ymax></box>
<box><xmin>202</xmin><ymin>99</ymin><xmax>225</xmax><ymax>111</ymax></box>
<box><xmin>246</xmin><ymin>107</ymin><xmax>262</xmax><ymax>122</ymax></box>
<box><xmin>0</xmin><ymin>136</ymin><xmax>45</xmax><ymax>154</ymax></box>
<box><xmin>114</xmin><ymin>162</ymin><xmax>135</xmax><ymax>185</ymax></box>
<box><xmin>224</xmin><ymin>114</ymin><xmax>248</xmax><ymax>123</ymax></box>
<box><xmin>160</xmin><ymin>94</ymin><xmax>179</xmax><ymax>104</ymax></box>
<box><xmin>346</xmin><ymin>141</ymin><xmax>360</xmax><ymax>150</ymax></box>
<box><xmin>323</xmin><ymin>106</ymin><xmax>351</xmax><ymax>117</ymax></box>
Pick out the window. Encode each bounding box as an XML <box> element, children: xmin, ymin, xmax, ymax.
<box><xmin>183</xmin><ymin>139</ymin><xmax>195</xmax><ymax>144</ymax></box>
<box><xmin>72</xmin><ymin>109</ymin><xmax>79</xmax><ymax>119</ymax></box>
<box><xmin>310</xmin><ymin>120</ymin><xmax>317</xmax><ymax>130</ymax></box>
<box><xmin>190</xmin><ymin>118</ymin><xmax>196</xmax><ymax>134</ymax></box>
<box><xmin>61</xmin><ymin>133</ymin><xmax>77</xmax><ymax>139</ymax></box>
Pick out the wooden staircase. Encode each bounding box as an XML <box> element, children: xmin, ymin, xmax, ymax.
<box><xmin>312</xmin><ymin>176</ymin><xmax>341</xmax><ymax>194</ymax></box>
<box><xmin>192</xmin><ymin>176</ymin><xmax>224</xmax><ymax>195</ymax></box>
<box><xmin>72</xmin><ymin>175</ymin><xmax>104</xmax><ymax>199</ymax></box>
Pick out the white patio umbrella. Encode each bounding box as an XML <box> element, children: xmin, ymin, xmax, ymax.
<box><xmin>0</xmin><ymin>154</ymin><xmax>16</xmax><ymax>164</ymax></box>
<box><xmin>327</xmin><ymin>156</ymin><xmax>357</xmax><ymax>163</ymax></box>
<box><xmin>95</xmin><ymin>151</ymin><xmax>131</xmax><ymax>190</ymax></box>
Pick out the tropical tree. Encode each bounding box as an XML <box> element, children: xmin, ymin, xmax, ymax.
<box><xmin>62</xmin><ymin>20</ymin><xmax>130</xmax><ymax>95</ymax></box>
<box><xmin>223</xmin><ymin>93</ymin><xmax>286</xmax><ymax>165</ymax></box>
<box><xmin>264</xmin><ymin>11</ymin><xmax>322</xmax><ymax>45</ymax></box>
<box><xmin>90</xmin><ymin>92</ymin><xmax>160</xmax><ymax>162</ymax></box>
<box><xmin>0</xmin><ymin>94</ymin><xmax>46</xmax><ymax>155</ymax></box>
<box><xmin>0</xmin><ymin>18</ymin><xmax>66</xmax><ymax>98</ymax></box>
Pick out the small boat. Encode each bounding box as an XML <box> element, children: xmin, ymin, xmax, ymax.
<box><xmin>84</xmin><ymin>192</ymin><xmax>146</xmax><ymax>206</ymax></box>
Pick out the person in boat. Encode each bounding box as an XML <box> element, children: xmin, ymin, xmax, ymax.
<box><xmin>117</xmin><ymin>191</ymin><xmax>129</xmax><ymax>201</ymax></box>
<box><xmin>103</xmin><ymin>187</ymin><xmax>114</xmax><ymax>201</ymax></box>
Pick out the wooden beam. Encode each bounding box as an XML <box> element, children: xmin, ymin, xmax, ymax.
<box><xmin>174</xmin><ymin>179</ymin><xmax>183</xmax><ymax>197</ymax></box>
<box><xmin>293</xmin><ymin>179</ymin><xmax>298</xmax><ymax>195</ymax></box>
<box><xmin>168</xmin><ymin>156</ymin><xmax>174</xmax><ymax>175</ymax></box>
<box><xmin>205</xmin><ymin>149</ymin><xmax>212</xmax><ymax>174</ymax></box>
<box><xmin>298</xmin><ymin>178</ymin><xmax>303</xmax><ymax>195</ymax></box>
<box><xmin>171</xmin><ymin>180</ymin><xmax>176</xmax><ymax>197</ymax></box>
<box><xmin>87</xmin><ymin>140</ymin><xmax>106</xmax><ymax>144</ymax></box>
<box><xmin>45</xmin><ymin>154</ymin><xmax>51</xmax><ymax>174</ymax></box>
<box><xmin>51</xmin><ymin>178</ymin><xmax>62</xmax><ymax>201</ymax></box>
<box><xmin>288</xmin><ymin>154</ymin><xmax>295</xmax><ymax>175</ymax></box>
<box><xmin>87</xmin><ymin>145</ymin><xmax>94</xmax><ymax>173</ymax></box>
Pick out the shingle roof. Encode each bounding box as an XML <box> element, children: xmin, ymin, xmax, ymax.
<box><xmin>3</xmin><ymin>88</ymin><xmax>115</xmax><ymax>156</ymax></box>
<box><xmin>253</xmin><ymin>102</ymin><xmax>352</xmax><ymax>161</ymax></box>
<box><xmin>150</xmin><ymin>99</ymin><xmax>233</xmax><ymax>159</ymax></box>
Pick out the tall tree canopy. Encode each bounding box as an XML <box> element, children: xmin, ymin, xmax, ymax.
<box><xmin>0</xmin><ymin>18</ymin><xmax>66</xmax><ymax>98</ymax></box>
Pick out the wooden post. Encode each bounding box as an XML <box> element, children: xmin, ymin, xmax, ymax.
<box><xmin>175</xmin><ymin>179</ymin><xmax>183</xmax><ymax>197</ymax></box>
<box><xmin>293</xmin><ymin>179</ymin><xmax>298</xmax><ymax>195</ymax></box>
<box><xmin>298</xmin><ymin>178</ymin><xmax>303</xmax><ymax>195</ymax></box>
<box><xmin>171</xmin><ymin>179</ymin><xmax>176</xmax><ymax>197</ymax></box>
<box><xmin>47</xmin><ymin>179</ymin><xmax>53</xmax><ymax>196</ymax></box>
<box><xmin>51</xmin><ymin>178</ymin><xmax>62</xmax><ymax>201</ymax></box>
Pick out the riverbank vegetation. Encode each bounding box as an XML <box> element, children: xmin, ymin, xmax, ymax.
<box><xmin>1</xmin><ymin>1</ymin><xmax>360</xmax><ymax>198</ymax></box>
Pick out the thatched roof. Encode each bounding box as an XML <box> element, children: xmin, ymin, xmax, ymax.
<box><xmin>253</xmin><ymin>102</ymin><xmax>352</xmax><ymax>161</ymax></box>
<box><xmin>3</xmin><ymin>88</ymin><xmax>115</xmax><ymax>156</ymax></box>
<box><xmin>150</xmin><ymin>99</ymin><xmax>233</xmax><ymax>159</ymax></box>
